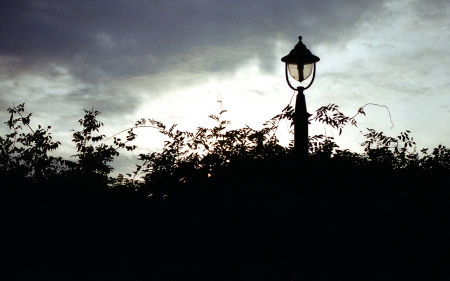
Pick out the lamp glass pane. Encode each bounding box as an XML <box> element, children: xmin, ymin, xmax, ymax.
<box><xmin>287</xmin><ymin>64</ymin><xmax>300</xmax><ymax>81</ymax></box>
<box><xmin>303</xmin><ymin>63</ymin><xmax>313</xmax><ymax>81</ymax></box>
<box><xmin>288</xmin><ymin>63</ymin><xmax>313</xmax><ymax>82</ymax></box>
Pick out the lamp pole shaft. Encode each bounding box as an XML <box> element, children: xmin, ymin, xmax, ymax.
<box><xmin>294</xmin><ymin>86</ymin><xmax>308</xmax><ymax>163</ymax></box>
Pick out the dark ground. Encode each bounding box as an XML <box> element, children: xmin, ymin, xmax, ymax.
<box><xmin>1</xmin><ymin>163</ymin><xmax>449</xmax><ymax>280</ymax></box>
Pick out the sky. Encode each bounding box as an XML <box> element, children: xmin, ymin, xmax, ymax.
<box><xmin>1</xmin><ymin>0</ymin><xmax>449</xmax><ymax>175</ymax></box>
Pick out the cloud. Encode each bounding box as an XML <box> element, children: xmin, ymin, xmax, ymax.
<box><xmin>1</xmin><ymin>0</ymin><xmax>450</xmax><ymax>173</ymax></box>
<box><xmin>1</xmin><ymin>0</ymin><xmax>387</xmax><ymax>82</ymax></box>
<box><xmin>0</xmin><ymin>0</ymin><xmax>388</xmax><ymax>122</ymax></box>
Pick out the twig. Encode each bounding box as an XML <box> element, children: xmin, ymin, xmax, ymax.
<box><xmin>12</xmin><ymin>103</ymin><xmax>35</xmax><ymax>134</ymax></box>
<box><xmin>105</xmin><ymin>125</ymin><xmax>159</xmax><ymax>141</ymax></box>
<box><xmin>352</xmin><ymin>103</ymin><xmax>394</xmax><ymax>129</ymax></box>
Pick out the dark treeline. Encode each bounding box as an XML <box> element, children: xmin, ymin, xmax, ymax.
<box><xmin>1</xmin><ymin>103</ymin><xmax>449</xmax><ymax>280</ymax></box>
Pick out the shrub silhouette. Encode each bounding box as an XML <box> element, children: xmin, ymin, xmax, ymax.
<box><xmin>71</xmin><ymin>108</ymin><xmax>137</xmax><ymax>183</ymax></box>
<box><xmin>0</xmin><ymin>103</ymin><xmax>66</xmax><ymax>183</ymax></box>
<box><xmin>1</xmin><ymin>102</ymin><xmax>448</xmax><ymax>192</ymax></box>
<box><xmin>1</xmin><ymin>102</ymin><xmax>449</xmax><ymax>280</ymax></box>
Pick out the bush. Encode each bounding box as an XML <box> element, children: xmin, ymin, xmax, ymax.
<box><xmin>1</xmin><ymin>102</ymin><xmax>449</xmax><ymax>280</ymax></box>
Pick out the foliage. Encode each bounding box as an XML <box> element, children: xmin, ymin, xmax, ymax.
<box><xmin>0</xmin><ymin>102</ymin><xmax>449</xmax><ymax>192</ymax></box>
<box><xmin>0</xmin><ymin>103</ymin><xmax>67</xmax><ymax>182</ymax></box>
<box><xmin>71</xmin><ymin>108</ymin><xmax>137</xmax><ymax>180</ymax></box>
<box><xmin>0</xmin><ymin>104</ymin><xmax>138</xmax><ymax>186</ymax></box>
<box><xmin>2</xmin><ymin>101</ymin><xmax>450</xmax><ymax>280</ymax></box>
<box><xmin>132</xmin><ymin>110</ymin><xmax>287</xmax><ymax>186</ymax></box>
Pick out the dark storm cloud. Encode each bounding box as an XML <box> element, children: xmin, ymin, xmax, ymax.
<box><xmin>1</xmin><ymin>0</ymin><xmax>386</xmax><ymax>81</ymax></box>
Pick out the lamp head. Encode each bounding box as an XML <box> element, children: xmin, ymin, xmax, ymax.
<box><xmin>281</xmin><ymin>36</ymin><xmax>320</xmax><ymax>82</ymax></box>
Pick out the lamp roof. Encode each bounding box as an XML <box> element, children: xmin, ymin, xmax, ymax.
<box><xmin>281</xmin><ymin>36</ymin><xmax>320</xmax><ymax>64</ymax></box>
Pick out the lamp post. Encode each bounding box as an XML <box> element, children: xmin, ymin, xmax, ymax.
<box><xmin>281</xmin><ymin>36</ymin><xmax>320</xmax><ymax>163</ymax></box>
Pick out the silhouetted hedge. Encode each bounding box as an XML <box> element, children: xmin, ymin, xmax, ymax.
<box><xmin>1</xmin><ymin>103</ymin><xmax>449</xmax><ymax>280</ymax></box>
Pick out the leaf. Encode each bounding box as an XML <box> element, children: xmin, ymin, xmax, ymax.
<box><xmin>8</xmin><ymin>113</ymin><xmax>13</xmax><ymax>128</ymax></box>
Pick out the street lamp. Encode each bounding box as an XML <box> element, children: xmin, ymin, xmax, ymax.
<box><xmin>281</xmin><ymin>36</ymin><xmax>320</xmax><ymax>162</ymax></box>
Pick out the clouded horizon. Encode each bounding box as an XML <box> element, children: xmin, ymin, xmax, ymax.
<box><xmin>1</xmin><ymin>0</ymin><xmax>449</xmax><ymax>174</ymax></box>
